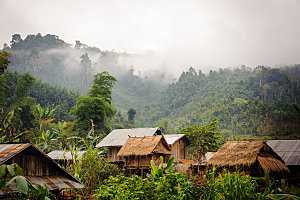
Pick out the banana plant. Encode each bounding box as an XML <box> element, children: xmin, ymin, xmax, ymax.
<box><xmin>150</xmin><ymin>156</ymin><xmax>176</xmax><ymax>181</ymax></box>
<box><xmin>0</xmin><ymin>107</ymin><xmax>22</xmax><ymax>141</ymax></box>
<box><xmin>52</xmin><ymin>122</ymin><xmax>68</xmax><ymax>149</ymax></box>
<box><xmin>32</xmin><ymin>104</ymin><xmax>55</xmax><ymax>132</ymax></box>
<box><xmin>35</xmin><ymin>130</ymin><xmax>56</xmax><ymax>152</ymax></box>
<box><xmin>0</xmin><ymin>164</ymin><xmax>55</xmax><ymax>199</ymax></box>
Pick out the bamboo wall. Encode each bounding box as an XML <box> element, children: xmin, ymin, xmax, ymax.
<box><xmin>107</xmin><ymin>147</ymin><xmax>125</xmax><ymax>163</ymax></box>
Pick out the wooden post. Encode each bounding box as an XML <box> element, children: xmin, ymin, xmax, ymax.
<box><xmin>141</xmin><ymin>168</ymin><xmax>144</xmax><ymax>179</ymax></box>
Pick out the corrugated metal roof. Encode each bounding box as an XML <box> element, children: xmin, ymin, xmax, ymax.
<box><xmin>47</xmin><ymin>150</ymin><xmax>86</xmax><ymax>160</ymax></box>
<box><xmin>0</xmin><ymin>143</ymin><xmax>31</xmax><ymax>164</ymax></box>
<box><xmin>2</xmin><ymin>175</ymin><xmax>84</xmax><ymax>193</ymax></box>
<box><xmin>267</xmin><ymin>140</ymin><xmax>300</xmax><ymax>166</ymax></box>
<box><xmin>96</xmin><ymin>127</ymin><xmax>161</xmax><ymax>147</ymax></box>
<box><xmin>0</xmin><ymin>143</ymin><xmax>84</xmax><ymax>194</ymax></box>
<box><xmin>164</xmin><ymin>134</ymin><xmax>186</xmax><ymax>145</ymax></box>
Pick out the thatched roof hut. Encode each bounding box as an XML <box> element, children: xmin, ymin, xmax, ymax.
<box><xmin>207</xmin><ymin>141</ymin><xmax>290</xmax><ymax>178</ymax></box>
<box><xmin>96</xmin><ymin>127</ymin><xmax>162</xmax><ymax>164</ymax></box>
<box><xmin>96</xmin><ymin>127</ymin><xmax>162</xmax><ymax>148</ymax></box>
<box><xmin>117</xmin><ymin>135</ymin><xmax>171</xmax><ymax>157</ymax></box>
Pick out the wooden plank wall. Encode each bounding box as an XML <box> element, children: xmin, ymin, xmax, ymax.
<box><xmin>10</xmin><ymin>154</ymin><xmax>58</xmax><ymax>176</ymax></box>
<box><xmin>125</xmin><ymin>156</ymin><xmax>152</xmax><ymax>168</ymax></box>
<box><xmin>107</xmin><ymin>147</ymin><xmax>124</xmax><ymax>162</ymax></box>
<box><xmin>171</xmin><ymin>139</ymin><xmax>186</xmax><ymax>161</ymax></box>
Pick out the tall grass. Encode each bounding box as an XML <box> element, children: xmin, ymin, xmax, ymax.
<box><xmin>197</xmin><ymin>168</ymin><xmax>283</xmax><ymax>200</ymax></box>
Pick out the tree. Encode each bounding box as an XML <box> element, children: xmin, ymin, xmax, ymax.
<box><xmin>0</xmin><ymin>50</ymin><xmax>11</xmax><ymax>75</ymax></box>
<box><xmin>0</xmin><ymin>50</ymin><xmax>11</xmax><ymax>108</ymax></box>
<box><xmin>88</xmin><ymin>71</ymin><xmax>117</xmax><ymax>103</ymax></box>
<box><xmin>80</xmin><ymin>53</ymin><xmax>92</xmax><ymax>86</ymax></box>
<box><xmin>0</xmin><ymin>68</ymin><xmax>36</xmax><ymax>141</ymax></box>
<box><xmin>10</xmin><ymin>34</ymin><xmax>23</xmax><ymax>48</ymax></box>
<box><xmin>127</xmin><ymin>108</ymin><xmax>136</xmax><ymax>122</ymax></box>
<box><xmin>72</xmin><ymin>72</ymin><xmax>117</xmax><ymax>135</ymax></box>
<box><xmin>125</xmin><ymin>108</ymin><xmax>136</xmax><ymax>128</ymax></box>
<box><xmin>75</xmin><ymin>40</ymin><xmax>82</xmax><ymax>49</ymax></box>
<box><xmin>178</xmin><ymin>118</ymin><xmax>221</xmax><ymax>162</ymax></box>
<box><xmin>12</xmin><ymin>73</ymin><xmax>36</xmax><ymax>107</ymax></box>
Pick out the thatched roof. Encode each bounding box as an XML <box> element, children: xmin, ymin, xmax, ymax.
<box><xmin>117</xmin><ymin>135</ymin><xmax>172</xmax><ymax>157</ymax></box>
<box><xmin>178</xmin><ymin>159</ymin><xmax>194</xmax><ymax>164</ymax></box>
<box><xmin>174</xmin><ymin>163</ymin><xmax>192</xmax><ymax>173</ymax></box>
<box><xmin>96</xmin><ymin>127</ymin><xmax>161</xmax><ymax>147</ymax></box>
<box><xmin>207</xmin><ymin>141</ymin><xmax>289</xmax><ymax>174</ymax></box>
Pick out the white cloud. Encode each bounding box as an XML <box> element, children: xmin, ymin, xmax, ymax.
<box><xmin>1</xmin><ymin>0</ymin><xmax>300</xmax><ymax>76</ymax></box>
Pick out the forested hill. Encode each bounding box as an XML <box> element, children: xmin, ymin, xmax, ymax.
<box><xmin>2</xmin><ymin>33</ymin><xmax>166</xmax><ymax>112</ymax></box>
<box><xmin>141</xmin><ymin>66</ymin><xmax>300</xmax><ymax>136</ymax></box>
<box><xmin>2</xmin><ymin>33</ymin><xmax>300</xmax><ymax>137</ymax></box>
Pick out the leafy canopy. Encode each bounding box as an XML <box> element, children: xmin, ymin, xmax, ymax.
<box><xmin>179</xmin><ymin>118</ymin><xmax>221</xmax><ymax>160</ymax></box>
<box><xmin>72</xmin><ymin>71</ymin><xmax>117</xmax><ymax>135</ymax></box>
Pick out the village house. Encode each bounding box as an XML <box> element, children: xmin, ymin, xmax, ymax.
<box><xmin>117</xmin><ymin>135</ymin><xmax>172</xmax><ymax>178</ymax></box>
<box><xmin>47</xmin><ymin>150</ymin><xmax>86</xmax><ymax>167</ymax></box>
<box><xmin>96</xmin><ymin>127</ymin><xmax>190</xmax><ymax>166</ymax></box>
<box><xmin>164</xmin><ymin>134</ymin><xmax>190</xmax><ymax>162</ymax></box>
<box><xmin>207</xmin><ymin>141</ymin><xmax>290</xmax><ymax>179</ymax></box>
<box><xmin>95</xmin><ymin>127</ymin><xmax>162</xmax><ymax>164</ymax></box>
<box><xmin>0</xmin><ymin>143</ymin><xmax>84</xmax><ymax>196</ymax></box>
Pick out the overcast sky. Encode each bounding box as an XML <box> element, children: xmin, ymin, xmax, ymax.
<box><xmin>0</xmin><ymin>0</ymin><xmax>300</xmax><ymax>75</ymax></box>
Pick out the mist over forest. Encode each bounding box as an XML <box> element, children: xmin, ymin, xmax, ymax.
<box><xmin>1</xmin><ymin>1</ymin><xmax>300</xmax><ymax>198</ymax></box>
<box><xmin>1</xmin><ymin>33</ymin><xmax>300</xmax><ymax>138</ymax></box>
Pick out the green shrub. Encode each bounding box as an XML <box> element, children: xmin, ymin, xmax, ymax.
<box><xmin>197</xmin><ymin>168</ymin><xmax>293</xmax><ymax>200</ymax></box>
<box><xmin>95</xmin><ymin>172</ymin><xmax>200</xmax><ymax>200</ymax></box>
<box><xmin>0</xmin><ymin>163</ymin><xmax>55</xmax><ymax>200</ymax></box>
<box><xmin>67</xmin><ymin>144</ymin><xmax>119</xmax><ymax>196</ymax></box>
<box><xmin>200</xmin><ymin>169</ymin><xmax>261</xmax><ymax>200</ymax></box>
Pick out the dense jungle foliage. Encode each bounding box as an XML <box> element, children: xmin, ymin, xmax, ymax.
<box><xmin>3</xmin><ymin>33</ymin><xmax>300</xmax><ymax>137</ymax></box>
<box><xmin>1</xmin><ymin>34</ymin><xmax>300</xmax><ymax>199</ymax></box>
<box><xmin>95</xmin><ymin>163</ymin><xmax>300</xmax><ymax>200</ymax></box>
<box><xmin>145</xmin><ymin>65</ymin><xmax>300</xmax><ymax>137</ymax></box>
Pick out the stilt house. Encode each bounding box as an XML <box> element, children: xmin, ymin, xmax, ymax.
<box><xmin>164</xmin><ymin>134</ymin><xmax>190</xmax><ymax>162</ymax></box>
<box><xmin>207</xmin><ymin>141</ymin><xmax>290</xmax><ymax>178</ymax></box>
<box><xmin>96</xmin><ymin>127</ymin><xmax>162</xmax><ymax>164</ymax></box>
<box><xmin>117</xmin><ymin>135</ymin><xmax>172</xmax><ymax>178</ymax></box>
<box><xmin>0</xmin><ymin>143</ymin><xmax>83</xmax><ymax>196</ymax></box>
